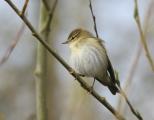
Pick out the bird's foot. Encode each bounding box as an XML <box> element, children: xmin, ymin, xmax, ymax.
<box><xmin>89</xmin><ymin>86</ymin><xmax>94</xmax><ymax>93</ymax></box>
<box><xmin>89</xmin><ymin>78</ymin><xmax>96</xmax><ymax>93</ymax></box>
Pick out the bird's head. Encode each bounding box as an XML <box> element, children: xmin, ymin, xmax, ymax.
<box><xmin>62</xmin><ymin>28</ymin><xmax>93</xmax><ymax>45</ymax></box>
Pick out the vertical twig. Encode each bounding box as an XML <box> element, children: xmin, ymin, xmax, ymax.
<box><xmin>20</xmin><ymin>0</ymin><xmax>29</xmax><ymax>16</ymax></box>
<box><xmin>35</xmin><ymin>2</ymin><xmax>48</xmax><ymax>119</ymax></box>
<box><xmin>34</xmin><ymin>0</ymin><xmax>58</xmax><ymax>120</ymax></box>
<box><xmin>89</xmin><ymin>0</ymin><xmax>99</xmax><ymax>38</ymax></box>
<box><xmin>42</xmin><ymin>0</ymin><xmax>50</xmax><ymax>11</ymax></box>
<box><xmin>88</xmin><ymin>0</ymin><xmax>99</xmax><ymax>89</ymax></box>
<box><xmin>134</xmin><ymin>0</ymin><xmax>154</xmax><ymax>72</ymax></box>
<box><xmin>44</xmin><ymin>0</ymin><xmax>58</xmax><ymax>38</ymax></box>
<box><xmin>0</xmin><ymin>23</ymin><xmax>25</xmax><ymax>65</ymax></box>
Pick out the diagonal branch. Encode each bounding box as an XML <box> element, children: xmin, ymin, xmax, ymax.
<box><xmin>20</xmin><ymin>0</ymin><xmax>29</xmax><ymax>16</ymax></box>
<box><xmin>0</xmin><ymin>23</ymin><xmax>25</xmax><ymax>66</ymax></box>
<box><xmin>4</xmin><ymin>0</ymin><xmax>126</xmax><ymax>119</ymax></box>
<box><xmin>119</xmin><ymin>88</ymin><xmax>143</xmax><ymax>120</ymax></box>
<box><xmin>134</xmin><ymin>0</ymin><xmax>154</xmax><ymax>72</ymax></box>
<box><xmin>89</xmin><ymin>0</ymin><xmax>99</xmax><ymax>38</ymax></box>
<box><xmin>117</xmin><ymin>44</ymin><xmax>142</xmax><ymax>115</ymax></box>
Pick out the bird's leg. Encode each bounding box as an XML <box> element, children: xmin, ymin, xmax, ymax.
<box><xmin>90</xmin><ymin>78</ymin><xmax>96</xmax><ymax>93</ymax></box>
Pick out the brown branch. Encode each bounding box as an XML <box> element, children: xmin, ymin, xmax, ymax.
<box><xmin>20</xmin><ymin>0</ymin><xmax>29</xmax><ymax>16</ymax></box>
<box><xmin>89</xmin><ymin>0</ymin><xmax>99</xmax><ymax>38</ymax></box>
<box><xmin>134</xmin><ymin>0</ymin><xmax>154</xmax><ymax>72</ymax></box>
<box><xmin>0</xmin><ymin>23</ymin><xmax>25</xmax><ymax>66</ymax></box>
<box><xmin>4</xmin><ymin>0</ymin><xmax>126</xmax><ymax>119</ymax></box>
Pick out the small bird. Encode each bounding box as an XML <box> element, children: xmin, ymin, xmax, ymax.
<box><xmin>63</xmin><ymin>28</ymin><xmax>119</xmax><ymax>95</ymax></box>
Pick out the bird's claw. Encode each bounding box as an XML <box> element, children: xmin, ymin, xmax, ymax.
<box><xmin>89</xmin><ymin>86</ymin><xmax>94</xmax><ymax>93</ymax></box>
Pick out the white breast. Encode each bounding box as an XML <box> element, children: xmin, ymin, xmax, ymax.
<box><xmin>69</xmin><ymin>39</ymin><xmax>108</xmax><ymax>78</ymax></box>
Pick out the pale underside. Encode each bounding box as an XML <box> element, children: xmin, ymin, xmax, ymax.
<box><xmin>69</xmin><ymin>38</ymin><xmax>110</xmax><ymax>85</ymax></box>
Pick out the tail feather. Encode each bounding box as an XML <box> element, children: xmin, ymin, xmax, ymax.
<box><xmin>108</xmin><ymin>84</ymin><xmax>119</xmax><ymax>95</ymax></box>
<box><xmin>95</xmin><ymin>76</ymin><xmax>119</xmax><ymax>95</ymax></box>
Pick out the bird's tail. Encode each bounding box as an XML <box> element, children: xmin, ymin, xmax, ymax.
<box><xmin>108</xmin><ymin>83</ymin><xmax>119</xmax><ymax>95</ymax></box>
<box><xmin>95</xmin><ymin>76</ymin><xmax>119</xmax><ymax>95</ymax></box>
<box><xmin>106</xmin><ymin>75</ymin><xmax>119</xmax><ymax>95</ymax></box>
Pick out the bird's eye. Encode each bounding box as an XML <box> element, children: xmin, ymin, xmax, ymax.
<box><xmin>71</xmin><ymin>32</ymin><xmax>79</xmax><ymax>40</ymax></box>
<box><xmin>71</xmin><ymin>36</ymin><xmax>75</xmax><ymax>40</ymax></box>
<box><xmin>68</xmin><ymin>29</ymin><xmax>81</xmax><ymax>41</ymax></box>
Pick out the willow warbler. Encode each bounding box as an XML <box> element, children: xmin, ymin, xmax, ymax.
<box><xmin>63</xmin><ymin>28</ymin><xmax>119</xmax><ymax>95</ymax></box>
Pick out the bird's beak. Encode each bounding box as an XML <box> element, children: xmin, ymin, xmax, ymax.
<box><xmin>62</xmin><ymin>40</ymin><xmax>69</xmax><ymax>44</ymax></box>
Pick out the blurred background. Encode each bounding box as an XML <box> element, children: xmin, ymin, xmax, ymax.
<box><xmin>0</xmin><ymin>0</ymin><xmax>154</xmax><ymax>120</ymax></box>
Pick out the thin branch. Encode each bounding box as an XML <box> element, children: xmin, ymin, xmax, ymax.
<box><xmin>0</xmin><ymin>23</ymin><xmax>25</xmax><ymax>66</ymax></box>
<box><xmin>117</xmin><ymin>44</ymin><xmax>142</xmax><ymax>114</ymax></box>
<box><xmin>88</xmin><ymin>0</ymin><xmax>99</xmax><ymax>89</ymax></box>
<box><xmin>89</xmin><ymin>0</ymin><xmax>99</xmax><ymax>38</ymax></box>
<box><xmin>41</xmin><ymin>0</ymin><xmax>58</xmax><ymax>36</ymax></box>
<box><xmin>42</xmin><ymin>0</ymin><xmax>50</xmax><ymax>11</ymax></box>
<box><xmin>119</xmin><ymin>88</ymin><xmax>143</xmax><ymax>120</ymax></box>
<box><xmin>88</xmin><ymin>0</ymin><xmax>143</xmax><ymax>119</ymax></box>
<box><xmin>134</xmin><ymin>0</ymin><xmax>154</xmax><ymax>72</ymax></box>
<box><xmin>4</xmin><ymin>0</ymin><xmax>126</xmax><ymax>119</ymax></box>
<box><xmin>115</xmin><ymin>68</ymin><xmax>143</xmax><ymax>120</ymax></box>
<box><xmin>117</xmin><ymin>0</ymin><xmax>154</xmax><ymax>117</ymax></box>
<box><xmin>20</xmin><ymin>0</ymin><xmax>29</xmax><ymax>16</ymax></box>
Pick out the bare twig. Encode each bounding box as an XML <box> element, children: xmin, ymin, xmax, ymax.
<box><xmin>117</xmin><ymin>44</ymin><xmax>142</xmax><ymax>114</ymax></box>
<box><xmin>89</xmin><ymin>0</ymin><xmax>99</xmax><ymax>38</ymax></box>
<box><xmin>117</xmin><ymin>1</ymin><xmax>154</xmax><ymax>118</ymax></box>
<box><xmin>20</xmin><ymin>0</ymin><xmax>29</xmax><ymax>16</ymax></box>
<box><xmin>119</xmin><ymin>88</ymin><xmax>143</xmax><ymax>120</ymax></box>
<box><xmin>115</xmin><ymin>58</ymin><xmax>143</xmax><ymax>120</ymax></box>
<box><xmin>134</xmin><ymin>0</ymin><xmax>154</xmax><ymax>72</ymax></box>
<box><xmin>88</xmin><ymin>0</ymin><xmax>143</xmax><ymax>119</ymax></box>
<box><xmin>0</xmin><ymin>23</ymin><xmax>25</xmax><ymax>65</ymax></box>
<box><xmin>42</xmin><ymin>0</ymin><xmax>50</xmax><ymax>11</ymax></box>
<box><xmin>41</xmin><ymin>0</ymin><xmax>58</xmax><ymax>36</ymax></box>
<box><xmin>4</xmin><ymin>0</ymin><xmax>126</xmax><ymax>119</ymax></box>
<box><xmin>88</xmin><ymin>0</ymin><xmax>99</xmax><ymax>89</ymax></box>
